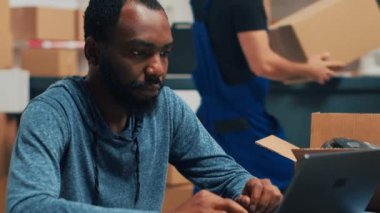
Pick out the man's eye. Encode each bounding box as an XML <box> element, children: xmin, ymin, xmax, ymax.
<box><xmin>160</xmin><ymin>50</ymin><xmax>170</xmax><ymax>57</ymax></box>
<box><xmin>131</xmin><ymin>50</ymin><xmax>146</xmax><ymax>56</ymax></box>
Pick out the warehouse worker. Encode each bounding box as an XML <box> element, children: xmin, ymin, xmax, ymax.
<box><xmin>190</xmin><ymin>0</ymin><xmax>343</xmax><ymax>192</ymax></box>
<box><xmin>7</xmin><ymin>0</ymin><xmax>282</xmax><ymax>212</ymax></box>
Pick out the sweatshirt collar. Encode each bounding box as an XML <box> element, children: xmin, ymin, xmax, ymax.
<box><xmin>56</xmin><ymin>76</ymin><xmax>143</xmax><ymax>142</ymax></box>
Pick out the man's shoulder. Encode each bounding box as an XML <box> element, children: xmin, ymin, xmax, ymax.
<box><xmin>29</xmin><ymin>77</ymin><xmax>81</xmax><ymax>110</ymax></box>
<box><xmin>158</xmin><ymin>86</ymin><xmax>176</xmax><ymax>101</ymax></box>
<box><xmin>155</xmin><ymin>86</ymin><xmax>184</xmax><ymax>112</ymax></box>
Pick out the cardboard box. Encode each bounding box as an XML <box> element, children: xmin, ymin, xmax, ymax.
<box><xmin>76</xmin><ymin>10</ymin><xmax>84</xmax><ymax>41</ymax></box>
<box><xmin>162</xmin><ymin>184</ymin><xmax>193</xmax><ymax>212</ymax></box>
<box><xmin>270</xmin><ymin>0</ymin><xmax>318</xmax><ymax>23</ymax></box>
<box><xmin>257</xmin><ymin>134</ymin><xmax>380</xmax><ymax>211</ymax></box>
<box><xmin>0</xmin><ymin>177</ymin><xmax>7</xmax><ymax>213</ymax></box>
<box><xmin>0</xmin><ymin>114</ymin><xmax>18</xmax><ymax>213</ymax></box>
<box><xmin>269</xmin><ymin>0</ymin><xmax>380</xmax><ymax>65</ymax></box>
<box><xmin>11</xmin><ymin>7</ymin><xmax>76</xmax><ymax>40</ymax></box>
<box><xmin>310</xmin><ymin>112</ymin><xmax>380</xmax><ymax>211</ymax></box>
<box><xmin>264</xmin><ymin>0</ymin><xmax>314</xmax><ymax>25</ymax></box>
<box><xmin>0</xmin><ymin>70</ymin><xmax>30</xmax><ymax>113</ymax></box>
<box><xmin>21</xmin><ymin>49</ymin><xmax>78</xmax><ymax>77</ymax></box>
<box><xmin>167</xmin><ymin>164</ymin><xmax>191</xmax><ymax>186</ymax></box>
<box><xmin>0</xmin><ymin>0</ymin><xmax>10</xmax><ymax>31</ymax></box>
<box><xmin>0</xmin><ymin>114</ymin><xmax>17</xmax><ymax>177</ymax></box>
<box><xmin>0</xmin><ymin>31</ymin><xmax>13</xmax><ymax>69</ymax></box>
<box><xmin>311</xmin><ymin>113</ymin><xmax>380</xmax><ymax>148</ymax></box>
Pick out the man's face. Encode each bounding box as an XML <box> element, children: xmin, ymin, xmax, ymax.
<box><xmin>98</xmin><ymin>2</ymin><xmax>173</xmax><ymax>113</ymax></box>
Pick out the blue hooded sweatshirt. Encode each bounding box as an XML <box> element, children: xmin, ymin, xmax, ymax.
<box><xmin>7</xmin><ymin>77</ymin><xmax>253</xmax><ymax>212</ymax></box>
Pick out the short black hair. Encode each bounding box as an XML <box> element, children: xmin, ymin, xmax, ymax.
<box><xmin>84</xmin><ymin>0</ymin><xmax>165</xmax><ymax>42</ymax></box>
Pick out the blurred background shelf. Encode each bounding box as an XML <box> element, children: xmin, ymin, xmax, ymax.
<box><xmin>27</xmin><ymin>75</ymin><xmax>380</xmax><ymax>148</ymax></box>
<box><xmin>14</xmin><ymin>40</ymin><xmax>84</xmax><ymax>49</ymax></box>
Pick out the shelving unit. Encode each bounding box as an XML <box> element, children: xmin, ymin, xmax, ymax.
<box><xmin>14</xmin><ymin>39</ymin><xmax>84</xmax><ymax>49</ymax></box>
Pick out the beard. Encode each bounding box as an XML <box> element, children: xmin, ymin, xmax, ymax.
<box><xmin>98</xmin><ymin>54</ymin><xmax>163</xmax><ymax>114</ymax></box>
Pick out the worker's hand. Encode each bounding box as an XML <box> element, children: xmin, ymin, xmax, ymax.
<box><xmin>169</xmin><ymin>190</ymin><xmax>248</xmax><ymax>213</ymax></box>
<box><xmin>235</xmin><ymin>178</ymin><xmax>282</xmax><ymax>213</ymax></box>
<box><xmin>308</xmin><ymin>52</ymin><xmax>344</xmax><ymax>84</ymax></box>
<box><xmin>318</xmin><ymin>52</ymin><xmax>344</xmax><ymax>71</ymax></box>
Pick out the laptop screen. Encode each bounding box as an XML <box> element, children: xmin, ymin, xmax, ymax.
<box><xmin>276</xmin><ymin>150</ymin><xmax>380</xmax><ymax>213</ymax></box>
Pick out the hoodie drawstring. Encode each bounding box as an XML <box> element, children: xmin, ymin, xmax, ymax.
<box><xmin>91</xmin><ymin>132</ymin><xmax>100</xmax><ymax>205</ymax></box>
<box><xmin>134</xmin><ymin>137</ymin><xmax>140</xmax><ymax>205</ymax></box>
<box><xmin>91</xmin><ymin>113</ymin><xmax>142</xmax><ymax>206</ymax></box>
<box><xmin>133</xmin><ymin>113</ymin><xmax>142</xmax><ymax>206</ymax></box>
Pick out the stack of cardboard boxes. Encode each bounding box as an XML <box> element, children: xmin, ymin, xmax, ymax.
<box><xmin>0</xmin><ymin>0</ymin><xmax>13</xmax><ymax>69</ymax></box>
<box><xmin>162</xmin><ymin>165</ymin><xmax>193</xmax><ymax>212</ymax></box>
<box><xmin>0</xmin><ymin>0</ymin><xmax>14</xmax><ymax>211</ymax></box>
<box><xmin>11</xmin><ymin>7</ymin><xmax>85</xmax><ymax>77</ymax></box>
<box><xmin>0</xmin><ymin>4</ymin><xmax>86</xmax><ymax>212</ymax></box>
<box><xmin>0</xmin><ymin>115</ymin><xmax>18</xmax><ymax>213</ymax></box>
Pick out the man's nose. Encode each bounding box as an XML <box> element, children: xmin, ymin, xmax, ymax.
<box><xmin>146</xmin><ymin>53</ymin><xmax>166</xmax><ymax>76</ymax></box>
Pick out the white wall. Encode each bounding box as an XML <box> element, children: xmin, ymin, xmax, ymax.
<box><xmin>174</xmin><ymin>90</ymin><xmax>200</xmax><ymax>113</ymax></box>
<box><xmin>10</xmin><ymin>0</ymin><xmax>193</xmax><ymax>24</ymax></box>
<box><xmin>10</xmin><ymin>0</ymin><xmax>79</xmax><ymax>9</ymax></box>
<box><xmin>159</xmin><ymin>0</ymin><xmax>193</xmax><ymax>25</ymax></box>
<box><xmin>0</xmin><ymin>69</ymin><xmax>30</xmax><ymax>113</ymax></box>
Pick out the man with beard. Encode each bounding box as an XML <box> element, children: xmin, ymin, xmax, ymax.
<box><xmin>7</xmin><ymin>0</ymin><xmax>282</xmax><ymax>212</ymax></box>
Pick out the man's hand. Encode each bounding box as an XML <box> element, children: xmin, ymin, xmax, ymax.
<box><xmin>308</xmin><ymin>52</ymin><xmax>344</xmax><ymax>84</ymax></box>
<box><xmin>169</xmin><ymin>190</ymin><xmax>248</xmax><ymax>213</ymax></box>
<box><xmin>236</xmin><ymin>178</ymin><xmax>283</xmax><ymax>213</ymax></box>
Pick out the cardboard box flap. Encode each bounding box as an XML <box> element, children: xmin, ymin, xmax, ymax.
<box><xmin>256</xmin><ymin>135</ymin><xmax>359</xmax><ymax>162</ymax></box>
<box><xmin>166</xmin><ymin>164</ymin><xmax>190</xmax><ymax>186</ymax></box>
<box><xmin>256</xmin><ymin>135</ymin><xmax>299</xmax><ymax>162</ymax></box>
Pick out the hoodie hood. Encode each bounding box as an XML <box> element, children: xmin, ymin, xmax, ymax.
<box><xmin>48</xmin><ymin>76</ymin><xmax>142</xmax><ymax>141</ymax></box>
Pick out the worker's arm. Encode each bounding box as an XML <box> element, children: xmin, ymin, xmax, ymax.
<box><xmin>238</xmin><ymin>30</ymin><xmax>343</xmax><ymax>84</ymax></box>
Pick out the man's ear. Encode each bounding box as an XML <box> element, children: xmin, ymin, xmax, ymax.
<box><xmin>84</xmin><ymin>37</ymin><xmax>100</xmax><ymax>67</ymax></box>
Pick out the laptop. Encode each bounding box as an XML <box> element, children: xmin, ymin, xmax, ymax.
<box><xmin>276</xmin><ymin>149</ymin><xmax>380</xmax><ymax>213</ymax></box>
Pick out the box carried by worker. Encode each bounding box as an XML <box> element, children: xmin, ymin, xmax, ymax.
<box><xmin>269</xmin><ymin>0</ymin><xmax>380</xmax><ymax>65</ymax></box>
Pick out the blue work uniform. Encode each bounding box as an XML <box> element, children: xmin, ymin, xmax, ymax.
<box><xmin>190</xmin><ymin>0</ymin><xmax>293</xmax><ymax>191</ymax></box>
